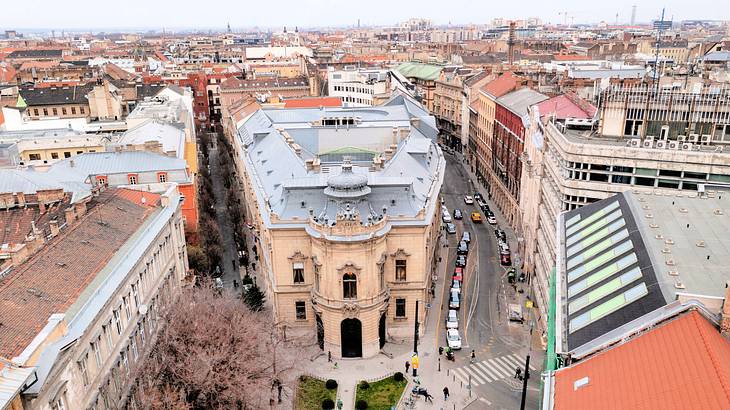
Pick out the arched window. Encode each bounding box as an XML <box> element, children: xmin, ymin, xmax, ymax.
<box><xmin>343</xmin><ymin>273</ymin><xmax>357</xmax><ymax>299</ymax></box>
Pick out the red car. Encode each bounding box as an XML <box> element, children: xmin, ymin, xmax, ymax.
<box><xmin>500</xmin><ymin>253</ymin><xmax>512</xmax><ymax>266</ymax></box>
<box><xmin>452</xmin><ymin>267</ymin><xmax>463</xmax><ymax>282</ymax></box>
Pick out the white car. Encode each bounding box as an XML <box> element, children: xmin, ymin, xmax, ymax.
<box><xmin>464</xmin><ymin>195</ymin><xmax>474</xmax><ymax>205</ymax></box>
<box><xmin>451</xmin><ymin>280</ymin><xmax>462</xmax><ymax>294</ymax></box>
<box><xmin>487</xmin><ymin>214</ymin><xmax>497</xmax><ymax>225</ymax></box>
<box><xmin>442</xmin><ymin>212</ymin><xmax>452</xmax><ymax>223</ymax></box>
<box><xmin>446</xmin><ymin>309</ymin><xmax>459</xmax><ymax>329</ymax></box>
<box><xmin>446</xmin><ymin>328</ymin><xmax>462</xmax><ymax>350</ymax></box>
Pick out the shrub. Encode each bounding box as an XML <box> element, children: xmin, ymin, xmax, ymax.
<box><xmin>321</xmin><ymin>398</ymin><xmax>335</xmax><ymax>409</ymax></box>
<box><xmin>325</xmin><ymin>379</ymin><xmax>338</xmax><ymax>390</ymax></box>
<box><xmin>355</xmin><ymin>399</ymin><xmax>368</xmax><ymax>410</ymax></box>
<box><xmin>393</xmin><ymin>372</ymin><xmax>404</xmax><ymax>382</ymax></box>
<box><xmin>359</xmin><ymin>380</ymin><xmax>370</xmax><ymax>390</ymax></box>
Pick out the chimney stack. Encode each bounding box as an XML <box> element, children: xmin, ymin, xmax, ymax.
<box><xmin>721</xmin><ymin>281</ymin><xmax>730</xmax><ymax>338</ymax></box>
<box><xmin>49</xmin><ymin>219</ymin><xmax>60</xmax><ymax>237</ymax></box>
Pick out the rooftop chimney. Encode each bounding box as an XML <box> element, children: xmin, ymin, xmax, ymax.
<box><xmin>721</xmin><ymin>281</ymin><xmax>730</xmax><ymax>338</ymax></box>
<box><xmin>49</xmin><ymin>219</ymin><xmax>60</xmax><ymax>237</ymax></box>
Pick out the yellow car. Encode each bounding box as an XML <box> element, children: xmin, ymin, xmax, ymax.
<box><xmin>471</xmin><ymin>212</ymin><xmax>482</xmax><ymax>223</ymax></box>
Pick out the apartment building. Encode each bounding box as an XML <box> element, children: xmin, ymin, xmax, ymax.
<box><xmin>327</xmin><ymin>67</ymin><xmax>389</xmax><ymax>107</ymax></box>
<box><xmin>394</xmin><ymin>62</ymin><xmax>445</xmax><ymax>112</ymax></box>
<box><xmin>519</xmin><ymin>86</ymin><xmax>730</xmax><ymax>331</ymax></box>
<box><xmin>432</xmin><ymin>67</ymin><xmax>488</xmax><ymax>150</ymax></box>
<box><xmin>0</xmin><ymin>185</ymin><xmax>188</xmax><ymax>410</ymax></box>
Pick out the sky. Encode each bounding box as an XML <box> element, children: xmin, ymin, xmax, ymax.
<box><xmin>0</xmin><ymin>0</ymin><xmax>728</xmax><ymax>31</ymax></box>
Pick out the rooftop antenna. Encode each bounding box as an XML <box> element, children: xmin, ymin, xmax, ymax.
<box><xmin>653</xmin><ymin>7</ymin><xmax>666</xmax><ymax>95</ymax></box>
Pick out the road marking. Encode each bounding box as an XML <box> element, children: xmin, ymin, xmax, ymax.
<box><xmin>479</xmin><ymin>397</ymin><xmax>492</xmax><ymax>406</ymax></box>
<box><xmin>502</xmin><ymin>354</ymin><xmax>524</xmax><ymax>369</ymax></box>
<box><xmin>494</xmin><ymin>356</ymin><xmax>519</xmax><ymax>375</ymax></box>
<box><xmin>475</xmin><ymin>361</ymin><xmax>501</xmax><ymax>380</ymax></box>
<box><xmin>487</xmin><ymin>357</ymin><xmax>513</xmax><ymax>377</ymax></box>
<box><xmin>452</xmin><ymin>367</ymin><xmax>473</xmax><ymax>384</ymax></box>
<box><xmin>467</xmin><ymin>363</ymin><xmax>494</xmax><ymax>383</ymax></box>
<box><xmin>507</xmin><ymin>354</ymin><xmax>537</xmax><ymax>371</ymax></box>
<box><xmin>458</xmin><ymin>366</ymin><xmax>487</xmax><ymax>385</ymax></box>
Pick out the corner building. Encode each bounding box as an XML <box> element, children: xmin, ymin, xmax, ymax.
<box><xmin>226</xmin><ymin>94</ymin><xmax>444</xmax><ymax>358</ymax></box>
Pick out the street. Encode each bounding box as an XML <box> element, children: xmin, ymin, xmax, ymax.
<box><xmin>437</xmin><ymin>151</ymin><xmax>542</xmax><ymax>409</ymax></box>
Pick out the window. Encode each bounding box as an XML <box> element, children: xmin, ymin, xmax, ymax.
<box><xmin>121</xmin><ymin>350</ymin><xmax>129</xmax><ymax>374</ymax></box>
<box><xmin>113</xmin><ymin>309</ymin><xmax>122</xmax><ymax>334</ymax></box>
<box><xmin>293</xmin><ymin>262</ymin><xmax>305</xmax><ymax>284</ymax></box>
<box><xmin>43</xmin><ymin>108</ymin><xmax>48</xmax><ymax>116</ymax></box>
<box><xmin>157</xmin><ymin>172</ymin><xmax>167</xmax><ymax>183</ymax></box>
<box><xmin>131</xmin><ymin>336</ymin><xmax>139</xmax><ymax>360</ymax></box>
<box><xmin>92</xmin><ymin>340</ymin><xmax>102</xmax><ymax>367</ymax></box>
<box><xmin>51</xmin><ymin>396</ymin><xmax>67</xmax><ymax>410</ymax></box>
<box><xmin>295</xmin><ymin>301</ymin><xmax>306</xmax><ymax>320</ymax></box>
<box><xmin>343</xmin><ymin>273</ymin><xmax>357</xmax><ymax>299</ymax></box>
<box><xmin>395</xmin><ymin>298</ymin><xmax>406</xmax><ymax>318</ymax></box>
<box><xmin>379</xmin><ymin>262</ymin><xmax>385</xmax><ymax>290</ymax></box>
<box><xmin>63</xmin><ymin>151</ymin><xmax>71</xmax><ymax>158</ymax></box>
<box><xmin>104</xmin><ymin>322</ymin><xmax>113</xmax><ymax>350</ymax></box>
<box><xmin>132</xmin><ymin>284</ymin><xmax>139</xmax><ymax>307</ymax></box>
<box><xmin>52</xmin><ymin>108</ymin><xmax>58</xmax><ymax>115</ymax></box>
<box><xmin>62</xmin><ymin>107</ymin><xmax>67</xmax><ymax>115</ymax></box>
<box><xmin>33</xmin><ymin>108</ymin><xmax>39</xmax><ymax>116</ymax></box>
<box><xmin>79</xmin><ymin>354</ymin><xmax>89</xmax><ymax>385</ymax></box>
<box><xmin>123</xmin><ymin>296</ymin><xmax>132</xmax><ymax>321</ymax></box>
<box><xmin>51</xmin><ymin>152</ymin><xmax>59</xmax><ymax>159</ymax></box>
<box><xmin>76</xmin><ymin>150</ymin><xmax>83</xmax><ymax>155</ymax></box>
<box><xmin>128</xmin><ymin>174</ymin><xmax>138</xmax><ymax>184</ymax></box>
<box><xmin>80</xmin><ymin>106</ymin><xmax>86</xmax><ymax>114</ymax></box>
<box><xmin>28</xmin><ymin>153</ymin><xmax>41</xmax><ymax>161</ymax></box>
<box><xmin>71</xmin><ymin>107</ymin><xmax>76</xmax><ymax>115</ymax></box>
<box><xmin>395</xmin><ymin>260</ymin><xmax>407</xmax><ymax>281</ymax></box>
<box><xmin>138</xmin><ymin>322</ymin><xmax>146</xmax><ymax>345</ymax></box>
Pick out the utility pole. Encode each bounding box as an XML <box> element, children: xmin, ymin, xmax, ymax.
<box><xmin>519</xmin><ymin>354</ymin><xmax>531</xmax><ymax>410</ymax></box>
<box><xmin>413</xmin><ymin>299</ymin><xmax>419</xmax><ymax>377</ymax></box>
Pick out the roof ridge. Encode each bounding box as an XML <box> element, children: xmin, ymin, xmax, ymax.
<box><xmin>692</xmin><ymin>311</ymin><xmax>730</xmax><ymax>404</ymax></box>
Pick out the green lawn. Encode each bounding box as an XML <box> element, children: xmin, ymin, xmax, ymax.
<box><xmin>355</xmin><ymin>376</ymin><xmax>408</xmax><ymax>410</ymax></box>
<box><xmin>295</xmin><ymin>376</ymin><xmax>338</xmax><ymax>410</ymax></box>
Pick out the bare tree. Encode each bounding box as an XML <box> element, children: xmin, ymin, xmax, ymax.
<box><xmin>130</xmin><ymin>284</ymin><xmax>302</xmax><ymax>409</ymax></box>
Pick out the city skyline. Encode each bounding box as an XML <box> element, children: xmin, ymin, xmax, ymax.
<box><xmin>1</xmin><ymin>0</ymin><xmax>728</xmax><ymax>31</ymax></box>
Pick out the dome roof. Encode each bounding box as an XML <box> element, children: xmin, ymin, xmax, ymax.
<box><xmin>324</xmin><ymin>160</ymin><xmax>371</xmax><ymax>199</ymax></box>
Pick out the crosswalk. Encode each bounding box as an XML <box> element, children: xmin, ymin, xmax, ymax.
<box><xmin>451</xmin><ymin>354</ymin><xmax>537</xmax><ymax>386</ymax></box>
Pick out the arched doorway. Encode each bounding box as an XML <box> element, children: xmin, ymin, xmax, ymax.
<box><xmin>340</xmin><ymin>319</ymin><xmax>362</xmax><ymax>358</ymax></box>
<box><xmin>378</xmin><ymin>313</ymin><xmax>386</xmax><ymax>349</ymax></box>
<box><xmin>316</xmin><ymin>314</ymin><xmax>325</xmax><ymax>350</ymax></box>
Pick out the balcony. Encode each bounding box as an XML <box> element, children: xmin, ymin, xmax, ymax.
<box><xmin>310</xmin><ymin>288</ymin><xmax>390</xmax><ymax>311</ymax></box>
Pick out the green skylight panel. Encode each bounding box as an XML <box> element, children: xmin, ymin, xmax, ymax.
<box><xmin>568</xmin><ymin>252</ymin><xmax>638</xmax><ymax>289</ymax></box>
<box><xmin>568</xmin><ymin>267</ymin><xmax>642</xmax><ymax>314</ymax></box>
<box><xmin>567</xmin><ymin>219</ymin><xmax>626</xmax><ymax>257</ymax></box>
<box><xmin>566</xmin><ymin>208</ymin><xmax>622</xmax><ymax>246</ymax></box>
<box><xmin>567</xmin><ymin>230</ymin><xmax>630</xmax><ymax>270</ymax></box>
<box><xmin>569</xmin><ymin>282</ymin><xmax>648</xmax><ymax>333</ymax></box>
<box><xmin>565</xmin><ymin>201</ymin><xmax>620</xmax><ymax>236</ymax></box>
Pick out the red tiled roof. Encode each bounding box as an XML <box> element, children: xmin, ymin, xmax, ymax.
<box><xmin>114</xmin><ymin>189</ymin><xmax>160</xmax><ymax>207</ymax></box>
<box><xmin>553</xmin><ymin>310</ymin><xmax>730</xmax><ymax>410</ymax></box>
<box><xmin>481</xmin><ymin>72</ymin><xmax>520</xmax><ymax>98</ymax></box>
<box><xmin>0</xmin><ymin>188</ymin><xmax>157</xmax><ymax>359</ymax></box>
<box><xmin>553</xmin><ymin>54</ymin><xmax>591</xmax><ymax>61</ymax></box>
<box><xmin>283</xmin><ymin>97</ymin><xmax>342</xmax><ymax>108</ymax></box>
<box><xmin>535</xmin><ymin>93</ymin><xmax>597</xmax><ymax>120</ymax></box>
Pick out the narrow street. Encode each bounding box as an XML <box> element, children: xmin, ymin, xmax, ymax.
<box><xmin>437</xmin><ymin>151</ymin><xmax>542</xmax><ymax>409</ymax></box>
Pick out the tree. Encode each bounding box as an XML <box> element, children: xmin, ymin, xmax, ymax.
<box><xmin>130</xmin><ymin>284</ymin><xmax>301</xmax><ymax>409</ymax></box>
<box><xmin>186</xmin><ymin>245</ymin><xmax>210</xmax><ymax>274</ymax></box>
<box><xmin>243</xmin><ymin>282</ymin><xmax>266</xmax><ymax>311</ymax></box>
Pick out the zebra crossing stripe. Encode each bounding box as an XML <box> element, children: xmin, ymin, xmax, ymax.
<box><xmin>495</xmin><ymin>356</ymin><xmax>519</xmax><ymax>374</ymax></box>
<box><xmin>482</xmin><ymin>359</ymin><xmax>510</xmax><ymax>379</ymax></box>
<box><xmin>487</xmin><ymin>357</ymin><xmax>513</xmax><ymax>376</ymax></box>
<box><xmin>467</xmin><ymin>364</ymin><xmax>494</xmax><ymax>383</ymax></box>
<box><xmin>461</xmin><ymin>366</ymin><xmax>487</xmax><ymax>385</ymax></box>
<box><xmin>503</xmin><ymin>354</ymin><xmax>524</xmax><ymax>369</ymax></box>
<box><xmin>508</xmin><ymin>354</ymin><xmax>537</xmax><ymax>371</ymax></box>
<box><xmin>475</xmin><ymin>361</ymin><xmax>502</xmax><ymax>380</ymax></box>
<box><xmin>452</xmin><ymin>367</ymin><xmax>469</xmax><ymax>385</ymax></box>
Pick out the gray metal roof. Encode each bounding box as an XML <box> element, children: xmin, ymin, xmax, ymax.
<box><xmin>497</xmin><ymin>88</ymin><xmax>548</xmax><ymax>118</ymax></box>
<box><xmin>47</xmin><ymin>151</ymin><xmax>188</xmax><ymax>181</ymax></box>
<box><xmin>116</xmin><ymin>120</ymin><xmax>186</xmax><ymax>158</ymax></box>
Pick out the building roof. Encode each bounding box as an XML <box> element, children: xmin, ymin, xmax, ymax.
<box><xmin>481</xmin><ymin>72</ymin><xmax>521</xmax><ymax>98</ymax></box>
<box><xmin>535</xmin><ymin>93</ymin><xmax>597</xmax><ymax>121</ymax></box>
<box><xmin>6</xmin><ymin>49</ymin><xmax>63</xmax><ymax>59</ymax></box>
<box><xmin>395</xmin><ymin>62</ymin><xmax>445</xmax><ymax>81</ymax></box>
<box><xmin>0</xmin><ymin>188</ymin><xmax>158</xmax><ymax>359</ymax></box>
<box><xmin>282</xmin><ymin>96</ymin><xmax>342</xmax><ymax>108</ymax></box>
<box><xmin>19</xmin><ymin>85</ymin><xmax>92</xmax><ymax>107</ymax></box>
<box><xmin>47</xmin><ymin>151</ymin><xmax>189</xmax><ymax>182</ymax></box>
<box><xmin>220</xmin><ymin>76</ymin><xmax>309</xmax><ymax>91</ymax></box>
<box><xmin>497</xmin><ymin>88</ymin><xmax>548</xmax><ymax>118</ymax></box>
<box><xmin>117</xmin><ymin>120</ymin><xmax>186</xmax><ymax>158</ymax></box>
<box><xmin>552</xmin><ymin>310</ymin><xmax>730</xmax><ymax>410</ymax></box>
<box><xmin>0</xmin><ymin>361</ymin><xmax>36</xmax><ymax>409</ymax></box>
<box><xmin>705</xmin><ymin>51</ymin><xmax>730</xmax><ymax>63</ymax></box>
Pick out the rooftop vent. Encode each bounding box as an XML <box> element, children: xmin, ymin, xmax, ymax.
<box><xmin>661</xmin><ymin>247</ymin><xmax>671</xmax><ymax>254</ymax></box>
<box><xmin>674</xmin><ymin>280</ymin><xmax>685</xmax><ymax>289</ymax></box>
<box><xmin>696</xmin><ymin>240</ymin><xmax>706</xmax><ymax>247</ymax></box>
<box><xmin>649</xmin><ymin>223</ymin><xmax>659</xmax><ymax>228</ymax></box>
<box><xmin>642</xmin><ymin>205</ymin><xmax>651</xmax><ymax>210</ymax></box>
<box><xmin>679</xmin><ymin>208</ymin><xmax>688</xmax><ymax>213</ymax></box>
<box><xmin>655</xmin><ymin>234</ymin><xmax>664</xmax><ymax>240</ymax></box>
<box><xmin>667</xmin><ymin>270</ymin><xmax>679</xmax><ymax>276</ymax></box>
<box><xmin>666</xmin><ymin>259</ymin><xmax>676</xmax><ymax>266</ymax></box>
<box><xmin>665</xmin><ymin>239</ymin><xmax>675</xmax><ymax>245</ymax></box>
<box><xmin>714</xmin><ymin>209</ymin><xmax>724</xmax><ymax>215</ymax></box>
<box><xmin>645</xmin><ymin>213</ymin><xmax>654</xmax><ymax>219</ymax></box>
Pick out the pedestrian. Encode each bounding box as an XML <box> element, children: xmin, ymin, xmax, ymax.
<box><xmin>333</xmin><ymin>362</ymin><xmax>338</xmax><ymax>369</ymax></box>
<box><xmin>328</xmin><ymin>351</ymin><xmax>332</xmax><ymax>362</ymax></box>
<box><xmin>470</xmin><ymin>350</ymin><xmax>476</xmax><ymax>364</ymax></box>
<box><xmin>424</xmin><ymin>392</ymin><xmax>433</xmax><ymax>403</ymax></box>
<box><xmin>515</xmin><ymin>367</ymin><xmax>522</xmax><ymax>379</ymax></box>
<box><xmin>405</xmin><ymin>361</ymin><xmax>410</xmax><ymax>373</ymax></box>
<box><xmin>443</xmin><ymin>386</ymin><xmax>449</xmax><ymax>401</ymax></box>
<box><xmin>336</xmin><ymin>399</ymin><xmax>343</xmax><ymax>409</ymax></box>
<box><xmin>438</xmin><ymin>346</ymin><xmax>444</xmax><ymax>356</ymax></box>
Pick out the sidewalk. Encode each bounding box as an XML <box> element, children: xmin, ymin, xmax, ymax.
<box><xmin>304</xmin><ymin>236</ymin><xmax>476</xmax><ymax>409</ymax></box>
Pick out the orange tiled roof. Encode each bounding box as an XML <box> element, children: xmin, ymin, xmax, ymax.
<box><xmin>553</xmin><ymin>54</ymin><xmax>591</xmax><ymax>61</ymax></box>
<box><xmin>0</xmin><ymin>188</ymin><xmax>157</xmax><ymax>359</ymax></box>
<box><xmin>283</xmin><ymin>97</ymin><xmax>342</xmax><ymax>108</ymax></box>
<box><xmin>553</xmin><ymin>310</ymin><xmax>730</xmax><ymax>410</ymax></box>
<box><xmin>481</xmin><ymin>72</ymin><xmax>520</xmax><ymax>98</ymax></box>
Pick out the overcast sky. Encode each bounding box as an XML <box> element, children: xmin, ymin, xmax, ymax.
<box><xmin>1</xmin><ymin>0</ymin><xmax>728</xmax><ymax>31</ymax></box>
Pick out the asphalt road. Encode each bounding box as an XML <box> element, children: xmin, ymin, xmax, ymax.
<box><xmin>438</xmin><ymin>152</ymin><xmax>542</xmax><ymax>410</ymax></box>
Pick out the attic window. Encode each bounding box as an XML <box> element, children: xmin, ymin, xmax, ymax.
<box><xmin>573</xmin><ymin>377</ymin><xmax>589</xmax><ymax>391</ymax></box>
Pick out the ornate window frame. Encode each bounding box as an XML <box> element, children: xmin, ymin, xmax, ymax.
<box><xmin>288</xmin><ymin>250</ymin><xmax>307</xmax><ymax>285</ymax></box>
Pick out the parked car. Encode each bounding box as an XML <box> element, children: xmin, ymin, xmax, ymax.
<box><xmin>442</xmin><ymin>211</ymin><xmax>452</xmax><ymax>223</ymax></box>
<box><xmin>471</xmin><ymin>212</ymin><xmax>482</xmax><ymax>223</ymax></box>
<box><xmin>499</xmin><ymin>242</ymin><xmax>510</xmax><ymax>254</ymax></box>
<box><xmin>500</xmin><ymin>252</ymin><xmax>512</xmax><ymax>266</ymax></box>
<box><xmin>494</xmin><ymin>229</ymin><xmax>506</xmax><ymax>241</ymax></box>
<box><xmin>452</xmin><ymin>267</ymin><xmax>463</xmax><ymax>282</ymax></box>
<box><xmin>446</xmin><ymin>328</ymin><xmax>462</xmax><ymax>350</ymax></box>
<box><xmin>446</xmin><ymin>223</ymin><xmax>457</xmax><ymax>234</ymax></box>
<box><xmin>508</xmin><ymin>303</ymin><xmax>524</xmax><ymax>323</ymax></box>
<box><xmin>446</xmin><ymin>309</ymin><xmax>459</xmax><ymax>329</ymax></box>
<box><xmin>464</xmin><ymin>195</ymin><xmax>474</xmax><ymax>205</ymax></box>
<box><xmin>451</xmin><ymin>279</ymin><xmax>462</xmax><ymax>293</ymax></box>
<box><xmin>461</xmin><ymin>231</ymin><xmax>471</xmax><ymax>244</ymax></box>
<box><xmin>480</xmin><ymin>203</ymin><xmax>491</xmax><ymax>213</ymax></box>
<box><xmin>453</xmin><ymin>209</ymin><xmax>463</xmax><ymax>220</ymax></box>
<box><xmin>474</xmin><ymin>192</ymin><xmax>482</xmax><ymax>201</ymax></box>
<box><xmin>455</xmin><ymin>255</ymin><xmax>467</xmax><ymax>267</ymax></box>
<box><xmin>457</xmin><ymin>241</ymin><xmax>469</xmax><ymax>255</ymax></box>
<box><xmin>476</xmin><ymin>199</ymin><xmax>487</xmax><ymax>209</ymax></box>
<box><xmin>449</xmin><ymin>290</ymin><xmax>461</xmax><ymax>310</ymax></box>
<box><xmin>486</xmin><ymin>213</ymin><xmax>497</xmax><ymax>225</ymax></box>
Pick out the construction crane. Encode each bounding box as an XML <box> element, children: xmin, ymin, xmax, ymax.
<box><xmin>558</xmin><ymin>12</ymin><xmax>568</xmax><ymax>26</ymax></box>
